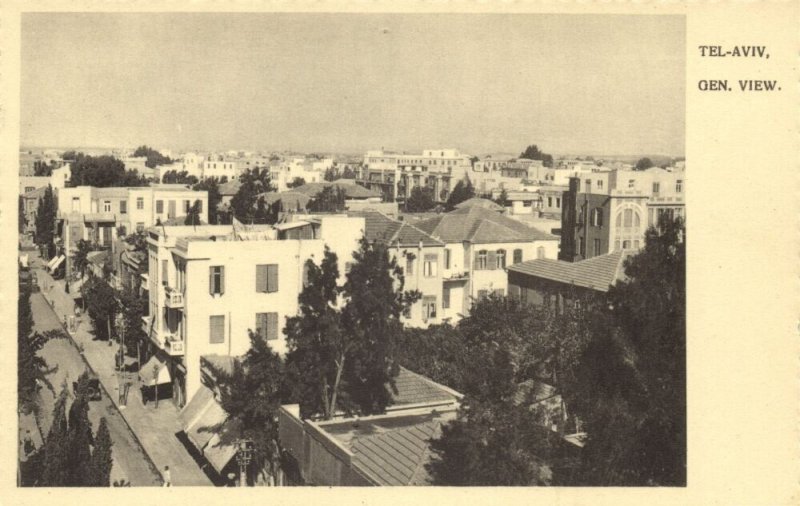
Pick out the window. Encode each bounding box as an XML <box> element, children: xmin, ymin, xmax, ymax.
<box><xmin>256</xmin><ymin>264</ymin><xmax>279</xmax><ymax>293</ymax></box>
<box><xmin>184</xmin><ymin>200</ymin><xmax>190</xmax><ymax>213</ymax></box>
<box><xmin>256</xmin><ymin>312</ymin><xmax>279</xmax><ymax>341</ymax></box>
<box><xmin>161</xmin><ymin>259</ymin><xmax>168</xmax><ymax>285</ymax></box>
<box><xmin>585</xmin><ymin>180</ymin><xmax>592</xmax><ymax>192</ymax></box>
<box><xmin>537</xmin><ymin>246</ymin><xmax>546</xmax><ymax>259</ymax></box>
<box><xmin>209</xmin><ymin>315</ymin><xmax>225</xmax><ymax>344</ymax></box>
<box><xmin>156</xmin><ymin>200</ymin><xmax>164</xmax><ymax>214</ymax></box>
<box><xmin>652</xmin><ymin>182</ymin><xmax>660</xmax><ymax>194</ymax></box>
<box><xmin>197</xmin><ymin>200</ymin><xmax>203</xmax><ymax>213</ymax></box>
<box><xmin>614</xmin><ymin>239</ymin><xmax>621</xmax><ymax>251</ymax></box>
<box><xmin>547</xmin><ymin>197</ymin><xmax>554</xmax><ymax>208</ymax></box>
<box><xmin>442</xmin><ymin>287</ymin><xmax>451</xmax><ymax>309</ymax></box>
<box><xmin>513</xmin><ymin>249</ymin><xmax>523</xmax><ymax>264</ymax></box>
<box><xmin>597</xmin><ymin>180</ymin><xmax>604</xmax><ymax>189</ymax></box>
<box><xmin>209</xmin><ymin>266</ymin><xmax>225</xmax><ymax>295</ymax></box>
<box><xmin>578</xmin><ymin>237</ymin><xmax>585</xmax><ymax>257</ymax></box>
<box><xmin>676</xmin><ymin>180</ymin><xmax>683</xmax><ymax>192</ymax></box>
<box><xmin>628</xmin><ymin>179</ymin><xmax>635</xmax><ymax>189</ymax></box>
<box><xmin>422</xmin><ymin>296</ymin><xmax>437</xmax><ymax>321</ymax></box>
<box><xmin>477</xmin><ymin>289</ymin><xmax>489</xmax><ymax>300</ymax></box>
<box><xmin>136</xmin><ymin>197</ymin><xmax>144</xmax><ymax>210</ymax></box>
<box><xmin>136</xmin><ymin>222</ymin><xmax>145</xmax><ymax>232</ymax></box>
<box><xmin>444</xmin><ymin>249</ymin><xmax>451</xmax><ymax>270</ymax></box>
<box><xmin>593</xmin><ymin>208</ymin><xmax>604</xmax><ymax>227</ymax></box>
<box><xmin>423</xmin><ymin>254</ymin><xmax>438</xmax><ymax>277</ymax></box>
<box><xmin>475</xmin><ymin>250</ymin><xmax>488</xmax><ymax>270</ymax></box>
<box><xmin>622</xmin><ymin>240</ymin><xmax>631</xmax><ymax>249</ymax></box>
<box><xmin>120</xmin><ymin>200</ymin><xmax>127</xmax><ymax>214</ymax></box>
<box><xmin>593</xmin><ymin>239</ymin><xmax>602</xmax><ymax>256</ymax></box>
<box><xmin>406</xmin><ymin>256</ymin><xmax>414</xmax><ymax>276</ymax></box>
<box><xmin>72</xmin><ymin>197</ymin><xmax>80</xmax><ymax>212</ymax></box>
<box><xmin>624</xmin><ymin>209</ymin><xmax>633</xmax><ymax>227</ymax></box>
<box><xmin>103</xmin><ymin>201</ymin><xmax>111</xmax><ymax>213</ymax></box>
<box><xmin>556</xmin><ymin>198</ymin><xmax>561</xmax><ymax>208</ymax></box>
<box><xmin>496</xmin><ymin>249</ymin><xmax>506</xmax><ymax>269</ymax></box>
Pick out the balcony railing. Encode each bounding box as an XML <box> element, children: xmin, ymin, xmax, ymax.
<box><xmin>141</xmin><ymin>315</ymin><xmax>153</xmax><ymax>335</ymax></box>
<box><xmin>164</xmin><ymin>337</ymin><xmax>184</xmax><ymax>356</ymax></box>
<box><xmin>164</xmin><ymin>286</ymin><xmax>184</xmax><ymax>308</ymax></box>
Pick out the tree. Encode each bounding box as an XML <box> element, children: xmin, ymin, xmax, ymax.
<box><xmin>193</xmin><ymin>177</ymin><xmax>223</xmax><ymax>224</ymax></box>
<box><xmin>445</xmin><ymin>178</ymin><xmax>475</xmax><ymax>210</ymax></box>
<box><xmin>339</xmin><ymin>237</ymin><xmax>420</xmax><ymax>415</ymax></box>
<box><xmin>230</xmin><ymin>167</ymin><xmax>274</xmax><ymax>224</ymax></box>
<box><xmin>284</xmin><ymin>249</ymin><xmax>347</xmax><ymax>420</ymax></box>
<box><xmin>83</xmin><ymin>276</ymin><xmax>118</xmax><ymax>341</ymax></box>
<box><xmin>162</xmin><ymin>169</ymin><xmax>198</xmax><ymax>185</ymax></box>
<box><xmin>405</xmin><ymin>186</ymin><xmax>436</xmax><ymax>212</ymax></box>
<box><xmin>41</xmin><ymin>386</ymin><xmax>70</xmax><ymax>486</ymax></box>
<box><xmin>572</xmin><ymin>217</ymin><xmax>686</xmax><ymax>486</ymax></box>
<box><xmin>73</xmin><ymin>239</ymin><xmax>94</xmax><ymax>278</ymax></box>
<box><xmin>519</xmin><ymin>144</ymin><xmax>554</xmax><ymax>167</ymax></box>
<box><xmin>19</xmin><ymin>195</ymin><xmax>26</xmax><ymax>234</ymax></box>
<box><xmin>184</xmin><ymin>199</ymin><xmax>203</xmax><ymax>226</ymax></box>
<box><xmin>34</xmin><ymin>185</ymin><xmax>57</xmax><ymax>256</ymax></box>
<box><xmin>287</xmin><ymin>177</ymin><xmax>306</xmax><ymax>189</ymax></box>
<box><xmin>89</xmin><ymin>418</ymin><xmax>113</xmax><ymax>487</ymax></box>
<box><xmin>18</xmin><ymin>283</ymin><xmax>55</xmax><ymax>415</ymax></box>
<box><xmin>67</xmin><ymin>394</ymin><xmax>93</xmax><ymax>486</ymax></box>
<box><xmin>395</xmin><ymin>323</ymin><xmax>467</xmax><ymax>391</ymax></box>
<box><xmin>494</xmin><ymin>189</ymin><xmax>510</xmax><ymax>208</ymax></box>
<box><xmin>132</xmin><ymin>145</ymin><xmax>173</xmax><ymax>168</ymax></box>
<box><xmin>307</xmin><ymin>186</ymin><xmax>346</xmax><ymax>213</ymax></box>
<box><xmin>207</xmin><ymin>332</ymin><xmax>286</xmax><ymax>485</ymax></box>
<box><xmin>634</xmin><ymin>157</ymin><xmax>654</xmax><ymax>171</ymax></box>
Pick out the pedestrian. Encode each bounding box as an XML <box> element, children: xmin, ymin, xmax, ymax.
<box><xmin>162</xmin><ymin>465</ymin><xmax>171</xmax><ymax>487</ymax></box>
<box><xmin>22</xmin><ymin>430</ymin><xmax>35</xmax><ymax>457</ymax></box>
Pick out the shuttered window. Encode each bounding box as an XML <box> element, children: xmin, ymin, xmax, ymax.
<box><xmin>161</xmin><ymin>260</ymin><xmax>168</xmax><ymax>285</ymax></box>
<box><xmin>443</xmin><ymin>249</ymin><xmax>451</xmax><ymax>269</ymax></box>
<box><xmin>422</xmin><ymin>296</ymin><xmax>437</xmax><ymax>321</ymax></box>
<box><xmin>487</xmin><ymin>251</ymin><xmax>498</xmax><ymax>270</ymax></box>
<box><xmin>209</xmin><ymin>315</ymin><xmax>225</xmax><ymax>344</ymax></box>
<box><xmin>255</xmin><ymin>312</ymin><xmax>279</xmax><ymax>341</ymax></box>
<box><xmin>156</xmin><ymin>200</ymin><xmax>163</xmax><ymax>214</ymax></box>
<box><xmin>120</xmin><ymin>200</ymin><xmax>127</xmax><ymax>214</ymax></box>
<box><xmin>513</xmin><ymin>249</ymin><xmax>523</xmax><ymax>264</ymax></box>
<box><xmin>442</xmin><ymin>287</ymin><xmax>451</xmax><ymax>309</ymax></box>
<box><xmin>423</xmin><ymin>254</ymin><xmax>437</xmax><ymax>278</ymax></box>
<box><xmin>256</xmin><ymin>264</ymin><xmax>279</xmax><ymax>293</ymax></box>
<box><xmin>209</xmin><ymin>266</ymin><xmax>225</xmax><ymax>295</ymax></box>
<box><xmin>406</xmin><ymin>256</ymin><xmax>414</xmax><ymax>276</ymax></box>
<box><xmin>474</xmin><ymin>250</ymin><xmax>487</xmax><ymax>270</ymax></box>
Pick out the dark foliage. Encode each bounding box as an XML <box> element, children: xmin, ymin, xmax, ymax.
<box><xmin>230</xmin><ymin>167</ymin><xmax>275</xmax><ymax>224</ymax></box>
<box><xmin>133</xmin><ymin>145</ymin><xmax>173</xmax><ymax>168</ymax></box>
<box><xmin>405</xmin><ymin>186</ymin><xmax>437</xmax><ymax>212</ymax></box>
<box><xmin>162</xmin><ymin>169</ymin><xmax>198</xmax><ymax>185</ymax></box>
<box><xmin>307</xmin><ymin>186</ymin><xmax>346</xmax><ymax>213</ymax></box>
<box><xmin>445</xmin><ymin>178</ymin><xmax>475</xmax><ymax>210</ymax></box>
<box><xmin>634</xmin><ymin>157</ymin><xmax>654</xmax><ymax>171</ymax></box>
<box><xmin>89</xmin><ymin>418</ymin><xmax>113</xmax><ymax>486</ymax></box>
<box><xmin>519</xmin><ymin>144</ymin><xmax>554</xmax><ymax>167</ymax></box>
<box><xmin>69</xmin><ymin>153</ymin><xmax>149</xmax><ymax>187</ymax></box>
<box><xmin>34</xmin><ymin>185</ymin><xmax>57</xmax><ymax>252</ymax></box>
<box><xmin>287</xmin><ymin>177</ymin><xmax>306</xmax><ymax>188</ymax></box>
<box><xmin>193</xmin><ymin>177</ymin><xmax>223</xmax><ymax>224</ymax></box>
<box><xmin>18</xmin><ymin>283</ymin><xmax>56</xmax><ymax>415</ymax></box>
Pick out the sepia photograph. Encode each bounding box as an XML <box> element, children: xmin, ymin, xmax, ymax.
<box><xmin>17</xmin><ymin>11</ymin><xmax>687</xmax><ymax>488</ymax></box>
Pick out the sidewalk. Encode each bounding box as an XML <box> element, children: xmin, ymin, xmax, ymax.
<box><xmin>37</xmin><ymin>266</ymin><xmax>212</xmax><ymax>486</ymax></box>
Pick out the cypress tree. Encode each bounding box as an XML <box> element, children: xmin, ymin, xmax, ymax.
<box><xmin>41</xmin><ymin>387</ymin><xmax>70</xmax><ymax>486</ymax></box>
<box><xmin>90</xmin><ymin>418</ymin><xmax>113</xmax><ymax>487</ymax></box>
<box><xmin>67</xmin><ymin>395</ymin><xmax>93</xmax><ymax>486</ymax></box>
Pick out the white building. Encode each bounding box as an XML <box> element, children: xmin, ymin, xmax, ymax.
<box><xmin>142</xmin><ymin>215</ymin><xmax>365</xmax><ymax>405</ymax></box>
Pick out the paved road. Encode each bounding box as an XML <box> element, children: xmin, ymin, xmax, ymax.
<box><xmin>28</xmin><ymin>290</ymin><xmax>162</xmax><ymax>486</ymax></box>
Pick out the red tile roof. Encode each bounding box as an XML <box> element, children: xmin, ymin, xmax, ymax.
<box><xmin>415</xmin><ymin>205</ymin><xmax>557</xmax><ymax>244</ymax></box>
<box><xmin>507</xmin><ymin>251</ymin><xmax>628</xmax><ymax>292</ymax></box>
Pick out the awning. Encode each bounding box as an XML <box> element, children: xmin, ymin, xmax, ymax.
<box><xmin>181</xmin><ymin>384</ymin><xmax>239</xmax><ymax>474</ymax></box>
<box><xmin>49</xmin><ymin>255</ymin><xmax>65</xmax><ymax>272</ymax></box>
<box><xmin>204</xmin><ymin>433</ymin><xmax>238</xmax><ymax>474</ymax></box>
<box><xmin>273</xmin><ymin>220</ymin><xmax>310</xmax><ymax>231</ymax></box>
<box><xmin>70</xmin><ymin>276</ymin><xmax>87</xmax><ymax>299</ymax></box>
<box><xmin>138</xmin><ymin>354</ymin><xmax>171</xmax><ymax>386</ymax></box>
<box><xmin>46</xmin><ymin>255</ymin><xmax>60</xmax><ymax>270</ymax></box>
<box><xmin>186</xmin><ymin>396</ymin><xmax>227</xmax><ymax>451</ymax></box>
<box><xmin>179</xmin><ymin>385</ymin><xmax>215</xmax><ymax>432</ymax></box>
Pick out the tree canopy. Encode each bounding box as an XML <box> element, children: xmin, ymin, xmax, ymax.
<box><xmin>34</xmin><ymin>185</ymin><xmax>57</xmax><ymax>256</ymax></box>
<box><xmin>634</xmin><ymin>157</ymin><xmax>654</xmax><ymax>171</ymax></box>
<box><xmin>445</xmin><ymin>178</ymin><xmax>475</xmax><ymax>210</ymax></box>
<box><xmin>69</xmin><ymin>153</ymin><xmax>149</xmax><ymax>187</ymax></box>
<box><xmin>519</xmin><ymin>144</ymin><xmax>554</xmax><ymax>167</ymax></box>
<box><xmin>132</xmin><ymin>145</ymin><xmax>174</xmax><ymax>168</ymax></box>
<box><xmin>161</xmin><ymin>169</ymin><xmax>198</xmax><ymax>185</ymax></box>
<box><xmin>230</xmin><ymin>167</ymin><xmax>276</xmax><ymax>224</ymax></box>
<box><xmin>307</xmin><ymin>186</ymin><xmax>346</xmax><ymax>213</ymax></box>
<box><xmin>18</xmin><ymin>283</ymin><xmax>56</xmax><ymax>415</ymax></box>
<box><xmin>405</xmin><ymin>186</ymin><xmax>437</xmax><ymax>212</ymax></box>
<box><xmin>193</xmin><ymin>177</ymin><xmax>223</xmax><ymax>224</ymax></box>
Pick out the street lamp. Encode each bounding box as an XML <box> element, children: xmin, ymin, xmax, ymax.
<box><xmin>235</xmin><ymin>439</ymin><xmax>254</xmax><ymax>487</ymax></box>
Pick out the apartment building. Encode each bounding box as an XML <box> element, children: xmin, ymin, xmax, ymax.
<box><xmin>358</xmin><ymin>149</ymin><xmax>472</xmax><ymax>202</ymax></box>
<box><xmin>559</xmin><ymin>168</ymin><xmax>686</xmax><ymax>261</ymax></box>
<box><xmin>56</xmin><ymin>185</ymin><xmax>209</xmax><ymax>279</ymax></box>
<box><xmin>414</xmin><ymin>206</ymin><xmax>559</xmax><ymax>322</ymax></box>
<box><xmin>142</xmin><ymin>215</ymin><xmax>364</xmax><ymax>405</ymax></box>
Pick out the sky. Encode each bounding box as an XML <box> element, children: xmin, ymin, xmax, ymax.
<box><xmin>21</xmin><ymin>13</ymin><xmax>685</xmax><ymax>156</ymax></box>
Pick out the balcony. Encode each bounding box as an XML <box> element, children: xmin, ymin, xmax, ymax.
<box><xmin>443</xmin><ymin>271</ymin><xmax>470</xmax><ymax>282</ymax></box>
<box><xmin>164</xmin><ymin>286</ymin><xmax>184</xmax><ymax>309</ymax></box>
<box><xmin>141</xmin><ymin>315</ymin><xmax>153</xmax><ymax>335</ymax></box>
<box><xmin>164</xmin><ymin>336</ymin><xmax>185</xmax><ymax>356</ymax></box>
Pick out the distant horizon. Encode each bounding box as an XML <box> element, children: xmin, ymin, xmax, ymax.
<box><xmin>22</xmin><ymin>13</ymin><xmax>685</xmax><ymax>157</ymax></box>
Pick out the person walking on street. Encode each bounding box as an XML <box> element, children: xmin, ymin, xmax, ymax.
<box><xmin>162</xmin><ymin>465</ymin><xmax>171</xmax><ymax>487</ymax></box>
<box><xmin>22</xmin><ymin>430</ymin><xmax>35</xmax><ymax>457</ymax></box>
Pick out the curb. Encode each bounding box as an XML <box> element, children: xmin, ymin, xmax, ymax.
<box><xmin>41</xmin><ymin>290</ymin><xmax>164</xmax><ymax>486</ymax></box>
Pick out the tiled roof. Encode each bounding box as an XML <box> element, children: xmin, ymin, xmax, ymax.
<box><xmin>390</xmin><ymin>367</ymin><xmax>460</xmax><ymax>406</ymax></box>
<box><xmin>259</xmin><ymin>191</ymin><xmax>311</xmax><ymax>210</ymax></box>
<box><xmin>218</xmin><ymin>179</ymin><xmax>241</xmax><ymax>196</ymax></box>
<box><xmin>23</xmin><ymin>186</ymin><xmax>48</xmax><ymax>199</ymax></box>
<box><xmin>454</xmin><ymin>197</ymin><xmax>504</xmax><ymax>211</ymax></box>
<box><xmin>415</xmin><ymin>205</ymin><xmax>557</xmax><ymax>244</ymax></box>
<box><xmin>294</xmin><ymin>181</ymin><xmax>381</xmax><ymax>199</ymax></box>
<box><xmin>350</xmin><ymin>417</ymin><xmax>447</xmax><ymax>486</ymax></box>
<box><xmin>349</xmin><ymin>211</ymin><xmax>444</xmax><ymax>247</ymax></box>
<box><xmin>507</xmin><ymin>251</ymin><xmax>628</xmax><ymax>292</ymax></box>
<box><xmin>87</xmin><ymin>250</ymin><xmax>110</xmax><ymax>267</ymax></box>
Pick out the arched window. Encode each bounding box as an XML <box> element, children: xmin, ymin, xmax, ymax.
<box><xmin>616</xmin><ymin>212</ymin><xmax>623</xmax><ymax>227</ymax></box>
<box><xmin>592</xmin><ymin>208</ymin><xmax>604</xmax><ymax>227</ymax></box>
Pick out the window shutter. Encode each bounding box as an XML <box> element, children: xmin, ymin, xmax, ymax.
<box><xmin>220</xmin><ymin>266</ymin><xmax>225</xmax><ymax>295</ymax></box>
<box><xmin>210</xmin><ymin>315</ymin><xmax>225</xmax><ymax>344</ymax></box>
<box><xmin>256</xmin><ymin>265</ymin><xmax>267</xmax><ymax>293</ymax></box>
<box><xmin>267</xmin><ymin>264</ymin><xmax>279</xmax><ymax>293</ymax></box>
<box><xmin>209</xmin><ymin>267</ymin><xmax>214</xmax><ymax>295</ymax></box>
<box><xmin>266</xmin><ymin>312</ymin><xmax>278</xmax><ymax>340</ymax></box>
<box><xmin>473</xmin><ymin>251</ymin><xmax>480</xmax><ymax>270</ymax></box>
<box><xmin>444</xmin><ymin>249</ymin><xmax>451</xmax><ymax>269</ymax></box>
<box><xmin>487</xmin><ymin>251</ymin><xmax>497</xmax><ymax>270</ymax></box>
<box><xmin>443</xmin><ymin>287</ymin><xmax>451</xmax><ymax>308</ymax></box>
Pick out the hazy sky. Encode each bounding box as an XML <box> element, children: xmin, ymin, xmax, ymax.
<box><xmin>22</xmin><ymin>13</ymin><xmax>685</xmax><ymax>156</ymax></box>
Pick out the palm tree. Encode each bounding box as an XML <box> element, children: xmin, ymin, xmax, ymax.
<box><xmin>73</xmin><ymin>239</ymin><xmax>93</xmax><ymax>280</ymax></box>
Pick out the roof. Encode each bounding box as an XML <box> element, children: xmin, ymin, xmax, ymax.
<box><xmin>507</xmin><ymin>250</ymin><xmax>628</xmax><ymax>292</ymax></box>
<box><xmin>23</xmin><ymin>186</ymin><xmax>48</xmax><ymax>199</ymax></box>
<box><xmin>454</xmin><ymin>197</ymin><xmax>504</xmax><ymax>211</ymax></box>
<box><xmin>293</xmin><ymin>181</ymin><xmax>381</xmax><ymax>199</ymax></box>
<box><xmin>415</xmin><ymin>205</ymin><xmax>558</xmax><ymax>244</ymax></box>
<box><xmin>87</xmin><ymin>250</ymin><xmax>111</xmax><ymax>267</ymax></box>
<box><xmin>218</xmin><ymin>179</ymin><xmax>241</xmax><ymax>196</ymax></box>
<box><xmin>348</xmin><ymin>210</ymin><xmax>444</xmax><ymax>247</ymax></box>
<box><xmin>259</xmin><ymin>190</ymin><xmax>311</xmax><ymax>210</ymax></box>
<box><xmin>390</xmin><ymin>367</ymin><xmax>461</xmax><ymax>406</ymax></box>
